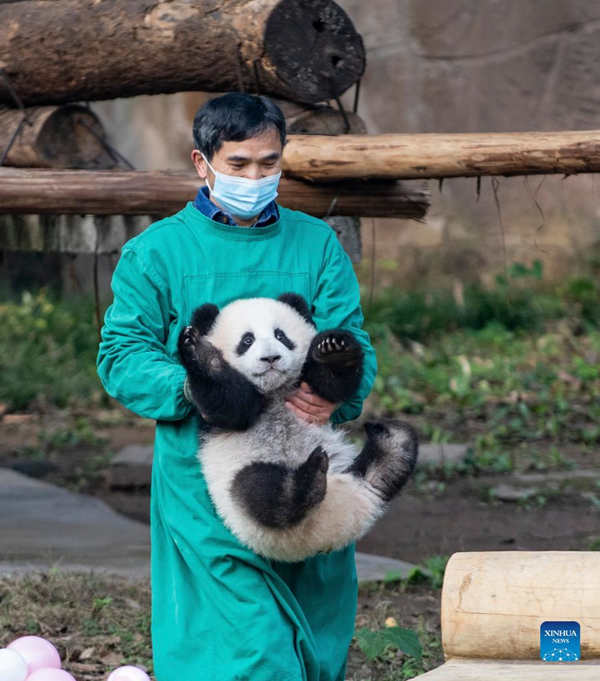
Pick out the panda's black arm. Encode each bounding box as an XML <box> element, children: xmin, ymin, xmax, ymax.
<box><xmin>300</xmin><ymin>329</ymin><xmax>363</xmax><ymax>404</ymax></box>
<box><xmin>178</xmin><ymin>326</ymin><xmax>267</xmax><ymax>431</ymax></box>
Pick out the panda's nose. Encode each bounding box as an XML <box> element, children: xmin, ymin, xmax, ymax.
<box><xmin>261</xmin><ymin>354</ymin><xmax>281</xmax><ymax>364</ymax></box>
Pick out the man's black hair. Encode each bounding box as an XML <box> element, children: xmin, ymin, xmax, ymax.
<box><xmin>193</xmin><ymin>93</ymin><xmax>286</xmax><ymax>160</ymax></box>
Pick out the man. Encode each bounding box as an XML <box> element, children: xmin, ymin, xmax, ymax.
<box><xmin>97</xmin><ymin>93</ymin><xmax>377</xmax><ymax>681</ymax></box>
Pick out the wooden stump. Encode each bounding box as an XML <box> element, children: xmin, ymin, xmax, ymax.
<box><xmin>0</xmin><ymin>105</ymin><xmax>115</xmax><ymax>168</ymax></box>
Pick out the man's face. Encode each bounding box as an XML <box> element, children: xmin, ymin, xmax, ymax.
<box><xmin>191</xmin><ymin>127</ymin><xmax>283</xmax><ymax>184</ymax></box>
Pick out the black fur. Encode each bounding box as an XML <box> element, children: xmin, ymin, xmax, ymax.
<box><xmin>345</xmin><ymin>421</ymin><xmax>419</xmax><ymax>502</ymax></box>
<box><xmin>231</xmin><ymin>446</ymin><xmax>329</xmax><ymax>528</ymax></box>
<box><xmin>192</xmin><ymin>303</ymin><xmax>220</xmax><ymax>336</ymax></box>
<box><xmin>301</xmin><ymin>330</ymin><xmax>363</xmax><ymax>404</ymax></box>
<box><xmin>277</xmin><ymin>293</ymin><xmax>316</xmax><ymax>327</ymax></box>
<box><xmin>274</xmin><ymin>327</ymin><xmax>295</xmax><ymax>350</ymax></box>
<box><xmin>179</xmin><ymin>325</ymin><xmax>267</xmax><ymax>431</ymax></box>
<box><xmin>236</xmin><ymin>331</ymin><xmax>255</xmax><ymax>356</ymax></box>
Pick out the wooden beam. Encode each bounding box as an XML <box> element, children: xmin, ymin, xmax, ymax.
<box><xmin>0</xmin><ymin>0</ymin><xmax>364</xmax><ymax>106</ymax></box>
<box><xmin>0</xmin><ymin>169</ymin><xmax>429</xmax><ymax>219</ymax></box>
<box><xmin>282</xmin><ymin>130</ymin><xmax>600</xmax><ymax>181</ymax></box>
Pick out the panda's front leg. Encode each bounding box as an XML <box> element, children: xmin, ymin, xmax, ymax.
<box><xmin>178</xmin><ymin>325</ymin><xmax>267</xmax><ymax>430</ymax></box>
<box><xmin>301</xmin><ymin>329</ymin><xmax>364</xmax><ymax>403</ymax></box>
<box><xmin>230</xmin><ymin>446</ymin><xmax>329</xmax><ymax>529</ymax></box>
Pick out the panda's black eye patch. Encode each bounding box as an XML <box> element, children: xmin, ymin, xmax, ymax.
<box><xmin>236</xmin><ymin>332</ymin><xmax>255</xmax><ymax>355</ymax></box>
<box><xmin>274</xmin><ymin>328</ymin><xmax>295</xmax><ymax>350</ymax></box>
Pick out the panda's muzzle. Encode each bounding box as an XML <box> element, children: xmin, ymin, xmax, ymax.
<box><xmin>261</xmin><ymin>354</ymin><xmax>281</xmax><ymax>365</ymax></box>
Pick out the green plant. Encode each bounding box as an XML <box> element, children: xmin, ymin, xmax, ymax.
<box><xmin>354</xmin><ymin>625</ymin><xmax>422</xmax><ymax>661</ymax></box>
<box><xmin>0</xmin><ymin>289</ymin><xmax>105</xmax><ymax>411</ymax></box>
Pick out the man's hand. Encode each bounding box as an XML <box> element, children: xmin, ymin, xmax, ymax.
<box><xmin>285</xmin><ymin>382</ymin><xmax>338</xmax><ymax>425</ymax></box>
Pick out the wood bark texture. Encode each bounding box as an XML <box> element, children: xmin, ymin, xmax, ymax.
<box><xmin>0</xmin><ymin>0</ymin><xmax>364</xmax><ymax>106</ymax></box>
<box><xmin>282</xmin><ymin>131</ymin><xmax>600</xmax><ymax>180</ymax></box>
<box><xmin>0</xmin><ymin>105</ymin><xmax>116</xmax><ymax>168</ymax></box>
<box><xmin>441</xmin><ymin>552</ymin><xmax>600</xmax><ymax>660</ymax></box>
<box><xmin>0</xmin><ymin>168</ymin><xmax>429</xmax><ymax>219</ymax></box>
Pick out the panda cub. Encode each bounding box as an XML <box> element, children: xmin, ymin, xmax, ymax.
<box><xmin>178</xmin><ymin>293</ymin><xmax>418</xmax><ymax>562</ymax></box>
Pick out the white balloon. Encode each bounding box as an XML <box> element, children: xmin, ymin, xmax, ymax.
<box><xmin>0</xmin><ymin>647</ymin><xmax>29</xmax><ymax>681</ymax></box>
<box><xmin>107</xmin><ymin>665</ymin><xmax>151</xmax><ymax>681</ymax></box>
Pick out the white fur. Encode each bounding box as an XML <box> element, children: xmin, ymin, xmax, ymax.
<box><xmin>197</xmin><ymin>297</ymin><xmax>397</xmax><ymax>562</ymax></box>
<box><xmin>206</xmin><ymin>298</ymin><xmax>315</xmax><ymax>394</ymax></box>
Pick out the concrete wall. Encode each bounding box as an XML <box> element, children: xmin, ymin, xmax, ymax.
<box><xmin>336</xmin><ymin>0</ymin><xmax>600</xmax><ymax>287</ymax></box>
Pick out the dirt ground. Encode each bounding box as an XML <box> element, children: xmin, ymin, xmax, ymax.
<box><xmin>1</xmin><ymin>411</ymin><xmax>599</xmax><ymax>562</ymax></box>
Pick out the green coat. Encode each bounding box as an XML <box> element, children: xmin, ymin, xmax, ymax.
<box><xmin>97</xmin><ymin>203</ymin><xmax>377</xmax><ymax>681</ymax></box>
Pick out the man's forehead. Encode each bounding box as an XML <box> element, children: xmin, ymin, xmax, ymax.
<box><xmin>216</xmin><ymin>129</ymin><xmax>282</xmax><ymax>160</ymax></box>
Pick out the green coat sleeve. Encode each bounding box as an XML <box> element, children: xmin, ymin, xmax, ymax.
<box><xmin>312</xmin><ymin>232</ymin><xmax>377</xmax><ymax>425</ymax></box>
<box><xmin>97</xmin><ymin>247</ymin><xmax>192</xmax><ymax>422</ymax></box>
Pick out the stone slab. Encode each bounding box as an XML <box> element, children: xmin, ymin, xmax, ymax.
<box><xmin>0</xmin><ymin>467</ymin><xmax>150</xmax><ymax>578</ymax></box>
<box><xmin>108</xmin><ymin>444</ymin><xmax>154</xmax><ymax>488</ymax></box>
<box><xmin>0</xmin><ymin>467</ymin><xmax>415</xmax><ymax>583</ymax></box>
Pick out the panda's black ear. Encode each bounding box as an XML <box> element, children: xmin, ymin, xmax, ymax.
<box><xmin>191</xmin><ymin>304</ymin><xmax>219</xmax><ymax>335</ymax></box>
<box><xmin>278</xmin><ymin>293</ymin><xmax>316</xmax><ymax>327</ymax></box>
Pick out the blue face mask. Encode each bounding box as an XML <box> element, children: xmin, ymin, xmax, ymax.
<box><xmin>202</xmin><ymin>154</ymin><xmax>281</xmax><ymax>220</ymax></box>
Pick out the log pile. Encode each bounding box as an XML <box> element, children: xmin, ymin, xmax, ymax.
<box><xmin>0</xmin><ymin>0</ymin><xmax>433</xmax><ymax>235</ymax></box>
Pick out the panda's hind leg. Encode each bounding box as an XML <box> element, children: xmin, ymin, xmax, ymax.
<box><xmin>345</xmin><ymin>421</ymin><xmax>418</xmax><ymax>502</ymax></box>
<box><xmin>231</xmin><ymin>446</ymin><xmax>328</xmax><ymax>529</ymax></box>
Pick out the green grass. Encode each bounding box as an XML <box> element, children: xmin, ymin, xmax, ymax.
<box><xmin>3</xmin><ymin>269</ymin><xmax>600</xmax><ymax>476</ymax></box>
<box><xmin>0</xmin><ymin>290</ymin><xmax>106</xmax><ymax>411</ymax></box>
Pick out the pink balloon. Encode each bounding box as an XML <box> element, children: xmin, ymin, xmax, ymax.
<box><xmin>26</xmin><ymin>669</ymin><xmax>76</xmax><ymax>681</ymax></box>
<box><xmin>8</xmin><ymin>637</ymin><xmax>61</xmax><ymax>673</ymax></box>
<box><xmin>107</xmin><ymin>666</ymin><xmax>150</xmax><ymax>681</ymax></box>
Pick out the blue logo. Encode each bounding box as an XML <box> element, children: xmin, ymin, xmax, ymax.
<box><xmin>540</xmin><ymin>621</ymin><xmax>580</xmax><ymax>662</ymax></box>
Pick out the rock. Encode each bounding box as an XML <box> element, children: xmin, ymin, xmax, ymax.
<box><xmin>355</xmin><ymin>552</ymin><xmax>421</xmax><ymax>582</ymax></box>
<box><xmin>107</xmin><ymin>444</ymin><xmax>153</xmax><ymax>489</ymax></box>
<box><xmin>490</xmin><ymin>483</ymin><xmax>539</xmax><ymax>502</ymax></box>
<box><xmin>417</xmin><ymin>443</ymin><xmax>469</xmax><ymax>468</ymax></box>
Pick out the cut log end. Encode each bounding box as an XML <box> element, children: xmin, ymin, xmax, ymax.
<box><xmin>38</xmin><ymin>105</ymin><xmax>116</xmax><ymax>169</ymax></box>
<box><xmin>264</xmin><ymin>0</ymin><xmax>365</xmax><ymax>103</ymax></box>
<box><xmin>0</xmin><ymin>104</ymin><xmax>116</xmax><ymax>169</ymax></box>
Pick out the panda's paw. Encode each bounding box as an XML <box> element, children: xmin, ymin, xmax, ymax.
<box><xmin>178</xmin><ymin>326</ymin><xmax>224</xmax><ymax>375</ymax></box>
<box><xmin>294</xmin><ymin>445</ymin><xmax>329</xmax><ymax>511</ymax></box>
<box><xmin>311</xmin><ymin>330</ymin><xmax>362</xmax><ymax>368</ymax></box>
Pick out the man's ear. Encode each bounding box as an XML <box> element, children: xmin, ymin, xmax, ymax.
<box><xmin>191</xmin><ymin>304</ymin><xmax>219</xmax><ymax>335</ymax></box>
<box><xmin>191</xmin><ymin>149</ymin><xmax>208</xmax><ymax>179</ymax></box>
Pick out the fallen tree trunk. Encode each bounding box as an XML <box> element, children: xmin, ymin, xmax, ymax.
<box><xmin>0</xmin><ymin>169</ymin><xmax>429</xmax><ymax>219</ymax></box>
<box><xmin>0</xmin><ymin>105</ymin><xmax>116</xmax><ymax>168</ymax></box>
<box><xmin>0</xmin><ymin>0</ymin><xmax>364</xmax><ymax>107</ymax></box>
<box><xmin>283</xmin><ymin>130</ymin><xmax>600</xmax><ymax>181</ymax></box>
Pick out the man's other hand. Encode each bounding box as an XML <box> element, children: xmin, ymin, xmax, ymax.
<box><xmin>285</xmin><ymin>382</ymin><xmax>338</xmax><ymax>425</ymax></box>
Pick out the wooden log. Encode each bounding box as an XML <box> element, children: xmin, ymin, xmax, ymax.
<box><xmin>0</xmin><ymin>0</ymin><xmax>364</xmax><ymax>107</ymax></box>
<box><xmin>441</xmin><ymin>552</ymin><xmax>600</xmax><ymax>660</ymax></box>
<box><xmin>0</xmin><ymin>105</ymin><xmax>115</xmax><ymax>168</ymax></box>
<box><xmin>287</xmin><ymin>106</ymin><xmax>367</xmax><ymax>135</ymax></box>
<box><xmin>0</xmin><ymin>168</ymin><xmax>429</xmax><ymax>219</ymax></box>
<box><xmin>282</xmin><ymin>130</ymin><xmax>600</xmax><ymax>181</ymax></box>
